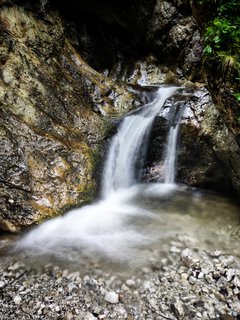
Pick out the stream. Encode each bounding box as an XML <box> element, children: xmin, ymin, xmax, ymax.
<box><xmin>3</xmin><ymin>86</ymin><xmax>240</xmax><ymax>272</ymax></box>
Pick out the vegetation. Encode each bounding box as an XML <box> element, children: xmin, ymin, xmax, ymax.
<box><xmin>199</xmin><ymin>0</ymin><xmax>240</xmax><ymax>57</ymax></box>
<box><xmin>199</xmin><ymin>0</ymin><xmax>240</xmax><ymax>102</ymax></box>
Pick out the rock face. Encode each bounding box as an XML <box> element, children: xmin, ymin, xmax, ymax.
<box><xmin>56</xmin><ymin>0</ymin><xmax>204</xmax><ymax>81</ymax></box>
<box><xmin>143</xmin><ymin>88</ymin><xmax>238</xmax><ymax>195</ymax></box>
<box><xmin>0</xmin><ymin>4</ymin><xmax>138</xmax><ymax>232</ymax></box>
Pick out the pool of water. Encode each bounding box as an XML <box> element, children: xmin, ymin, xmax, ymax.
<box><xmin>1</xmin><ymin>183</ymin><xmax>239</xmax><ymax>273</ymax></box>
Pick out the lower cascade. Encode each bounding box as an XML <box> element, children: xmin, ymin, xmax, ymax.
<box><xmin>15</xmin><ymin>86</ymin><xmax>240</xmax><ymax>265</ymax></box>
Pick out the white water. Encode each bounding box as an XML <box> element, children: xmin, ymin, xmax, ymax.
<box><xmin>102</xmin><ymin>86</ymin><xmax>178</xmax><ymax>198</ymax></box>
<box><xmin>15</xmin><ymin>86</ymin><xmax>179</xmax><ymax>262</ymax></box>
<box><xmin>164</xmin><ymin>102</ymin><xmax>185</xmax><ymax>183</ymax></box>
<box><xmin>164</xmin><ymin>125</ymin><xmax>179</xmax><ymax>183</ymax></box>
<box><xmin>15</xmin><ymin>86</ymin><xmax>240</xmax><ymax>266</ymax></box>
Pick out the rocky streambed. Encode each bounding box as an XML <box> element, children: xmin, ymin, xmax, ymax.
<box><xmin>0</xmin><ymin>236</ymin><xmax>240</xmax><ymax>320</ymax></box>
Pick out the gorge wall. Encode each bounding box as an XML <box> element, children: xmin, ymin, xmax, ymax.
<box><xmin>0</xmin><ymin>0</ymin><xmax>239</xmax><ymax>232</ymax></box>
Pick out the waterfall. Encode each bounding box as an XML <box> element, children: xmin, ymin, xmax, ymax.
<box><xmin>164</xmin><ymin>102</ymin><xmax>185</xmax><ymax>183</ymax></box>
<box><xmin>15</xmin><ymin>85</ymin><xmax>183</xmax><ymax>263</ymax></box>
<box><xmin>14</xmin><ymin>86</ymin><xmax>240</xmax><ymax>266</ymax></box>
<box><xmin>102</xmin><ymin>86</ymin><xmax>178</xmax><ymax>198</ymax></box>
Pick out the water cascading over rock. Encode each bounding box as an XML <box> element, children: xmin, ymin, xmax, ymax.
<box><xmin>13</xmin><ymin>86</ymin><xmax>240</xmax><ymax>264</ymax></box>
<box><xmin>15</xmin><ymin>87</ymin><xmax>183</xmax><ymax>261</ymax></box>
<box><xmin>101</xmin><ymin>86</ymin><xmax>179</xmax><ymax>198</ymax></box>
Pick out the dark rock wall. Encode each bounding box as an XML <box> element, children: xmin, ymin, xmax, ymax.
<box><xmin>143</xmin><ymin>88</ymin><xmax>240</xmax><ymax>195</ymax></box>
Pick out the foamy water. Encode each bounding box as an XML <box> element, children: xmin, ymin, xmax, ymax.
<box><xmin>14</xmin><ymin>86</ymin><xmax>240</xmax><ymax>266</ymax></box>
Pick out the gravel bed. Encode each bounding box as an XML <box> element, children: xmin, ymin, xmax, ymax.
<box><xmin>0</xmin><ymin>236</ymin><xmax>240</xmax><ymax>320</ymax></box>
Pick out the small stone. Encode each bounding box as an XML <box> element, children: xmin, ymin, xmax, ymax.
<box><xmin>126</xmin><ymin>279</ymin><xmax>135</xmax><ymax>287</ymax></box>
<box><xmin>171</xmin><ymin>300</ymin><xmax>184</xmax><ymax>318</ymax></box>
<box><xmin>181</xmin><ymin>248</ymin><xmax>199</xmax><ymax>268</ymax></box>
<box><xmin>0</xmin><ymin>280</ymin><xmax>6</xmax><ymax>288</ymax></box>
<box><xmin>113</xmin><ymin>305</ymin><xmax>127</xmax><ymax>317</ymax></box>
<box><xmin>232</xmin><ymin>276</ymin><xmax>240</xmax><ymax>287</ymax></box>
<box><xmin>104</xmin><ymin>291</ymin><xmax>119</xmax><ymax>304</ymax></box>
<box><xmin>209</xmin><ymin>250</ymin><xmax>222</xmax><ymax>258</ymax></box>
<box><xmin>202</xmin><ymin>287</ymin><xmax>209</xmax><ymax>293</ymax></box>
<box><xmin>217</xmin><ymin>276</ymin><xmax>228</xmax><ymax>287</ymax></box>
<box><xmin>2</xmin><ymin>69</ymin><xmax>14</xmax><ymax>84</ymax></box>
<box><xmin>196</xmin><ymin>312</ymin><xmax>202</xmax><ymax>318</ymax></box>
<box><xmin>55</xmin><ymin>305</ymin><xmax>61</xmax><ymax>312</ymax></box>
<box><xmin>170</xmin><ymin>246</ymin><xmax>181</xmax><ymax>253</ymax></box>
<box><xmin>181</xmin><ymin>273</ymin><xmax>188</xmax><ymax>280</ymax></box>
<box><xmin>64</xmin><ymin>311</ymin><xmax>74</xmax><ymax>320</ymax></box>
<box><xmin>205</xmin><ymin>274</ymin><xmax>213</xmax><ymax>284</ymax></box>
<box><xmin>76</xmin><ymin>312</ymin><xmax>97</xmax><ymax>320</ymax></box>
<box><xmin>225</xmin><ymin>269</ymin><xmax>236</xmax><ymax>281</ymax></box>
<box><xmin>13</xmin><ymin>295</ymin><xmax>22</xmax><ymax>305</ymax></box>
<box><xmin>189</xmin><ymin>276</ymin><xmax>196</xmax><ymax>284</ymax></box>
<box><xmin>233</xmin><ymin>287</ymin><xmax>239</xmax><ymax>295</ymax></box>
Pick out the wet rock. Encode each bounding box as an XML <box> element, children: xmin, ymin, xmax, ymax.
<box><xmin>143</xmin><ymin>87</ymin><xmax>237</xmax><ymax>195</ymax></box>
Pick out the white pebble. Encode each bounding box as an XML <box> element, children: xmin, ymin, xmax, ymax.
<box><xmin>126</xmin><ymin>279</ymin><xmax>135</xmax><ymax>287</ymax></box>
<box><xmin>13</xmin><ymin>295</ymin><xmax>22</xmax><ymax>305</ymax></box>
<box><xmin>104</xmin><ymin>291</ymin><xmax>119</xmax><ymax>304</ymax></box>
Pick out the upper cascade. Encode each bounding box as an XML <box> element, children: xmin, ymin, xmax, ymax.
<box><xmin>101</xmin><ymin>86</ymin><xmax>179</xmax><ymax>198</ymax></box>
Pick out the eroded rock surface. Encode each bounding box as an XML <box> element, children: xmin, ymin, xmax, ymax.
<box><xmin>0</xmin><ymin>4</ymin><xmax>138</xmax><ymax>232</ymax></box>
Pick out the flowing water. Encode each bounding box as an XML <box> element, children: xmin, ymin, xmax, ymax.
<box><xmin>10</xmin><ymin>86</ymin><xmax>240</xmax><ymax>269</ymax></box>
<box><xmin>164</xmin><ymin>102</ymin><xmax>185</xmax><ymax>183</ymax></box>
<box><xmin>102</xmin><ymin>86</ymin><xmax>178</xmax><ymax>197</ymax></box>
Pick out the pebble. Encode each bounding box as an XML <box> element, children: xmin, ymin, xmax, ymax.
<box><xmin>181</xmin><ymin>248</ymin><xmax>199</xmax><ymax>268</ymax></box>
<box><xmin>76</xmin><ymin>312</ymin><xmax>97</xmax><ymax>320</ymax></box>
<box><xmin>232</xmin><ymin>276</ymin><xmax>240</xmax><ymax>287</ymax></box>
<box><xmin>104</xmin><ymin>291</ymin><xmax>119</xmax><ymax>304</ymax></box>
<box><xmin>64</xmin><ymin>311</ymin><xmax>74</xmax><ymax>320</ymax></box>
<box><xmin>126</xmin><ymin>279</ymin><xmax>135</xmax><ymax>287</ymax></box>
<box><xmin>181</xmin><ymin>272</ymin><xmax>189</xmax><ymax>280</ymax></box>
<box><xmin>170</xmin><ymin>246</ymin><xmax>181</xmax><ymax>253</ymax></box>
<box><xmin>171</xmin><ymin>300</ymin><xmax>185</xmax><ymax>318</ymax></box>
<box><xmin>205</xmin><ymin>274</ymin><xmax>213</xmax><ymax>284</ymax></box>
<box><xmin>0</xmin><ymin>242</ymin><xmax>239</xmax><ymax>320</ymax></box>
<box><xmin>13</xmin><ymin>295</ymin><xmax>22</xmax><ymax>305</ymax></box>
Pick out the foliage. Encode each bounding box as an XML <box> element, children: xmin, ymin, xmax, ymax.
<box><xmin>199</xmin><ymin>0</ymin><xmax>240</xmax><ymax>102</ymax></box>
<box><xmin>203</xmin><ymin>18</ymin><xmax>240</xmax><ymax>56</ymax></box>
<box><xmin>202</xmin><ymin>1</ymin><xmax>240</xmax><ymax>57</ymax></box>
<box><xmin>233</xmin><ymin>92</ymin><xmax>240</xmax><ymax>101</ymax></box>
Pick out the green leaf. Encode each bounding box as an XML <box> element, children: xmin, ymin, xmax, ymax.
<box><xmin>203</xmin><ymin>45</ymin><xmax>213</xmax><ymax>54</ymax></box>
